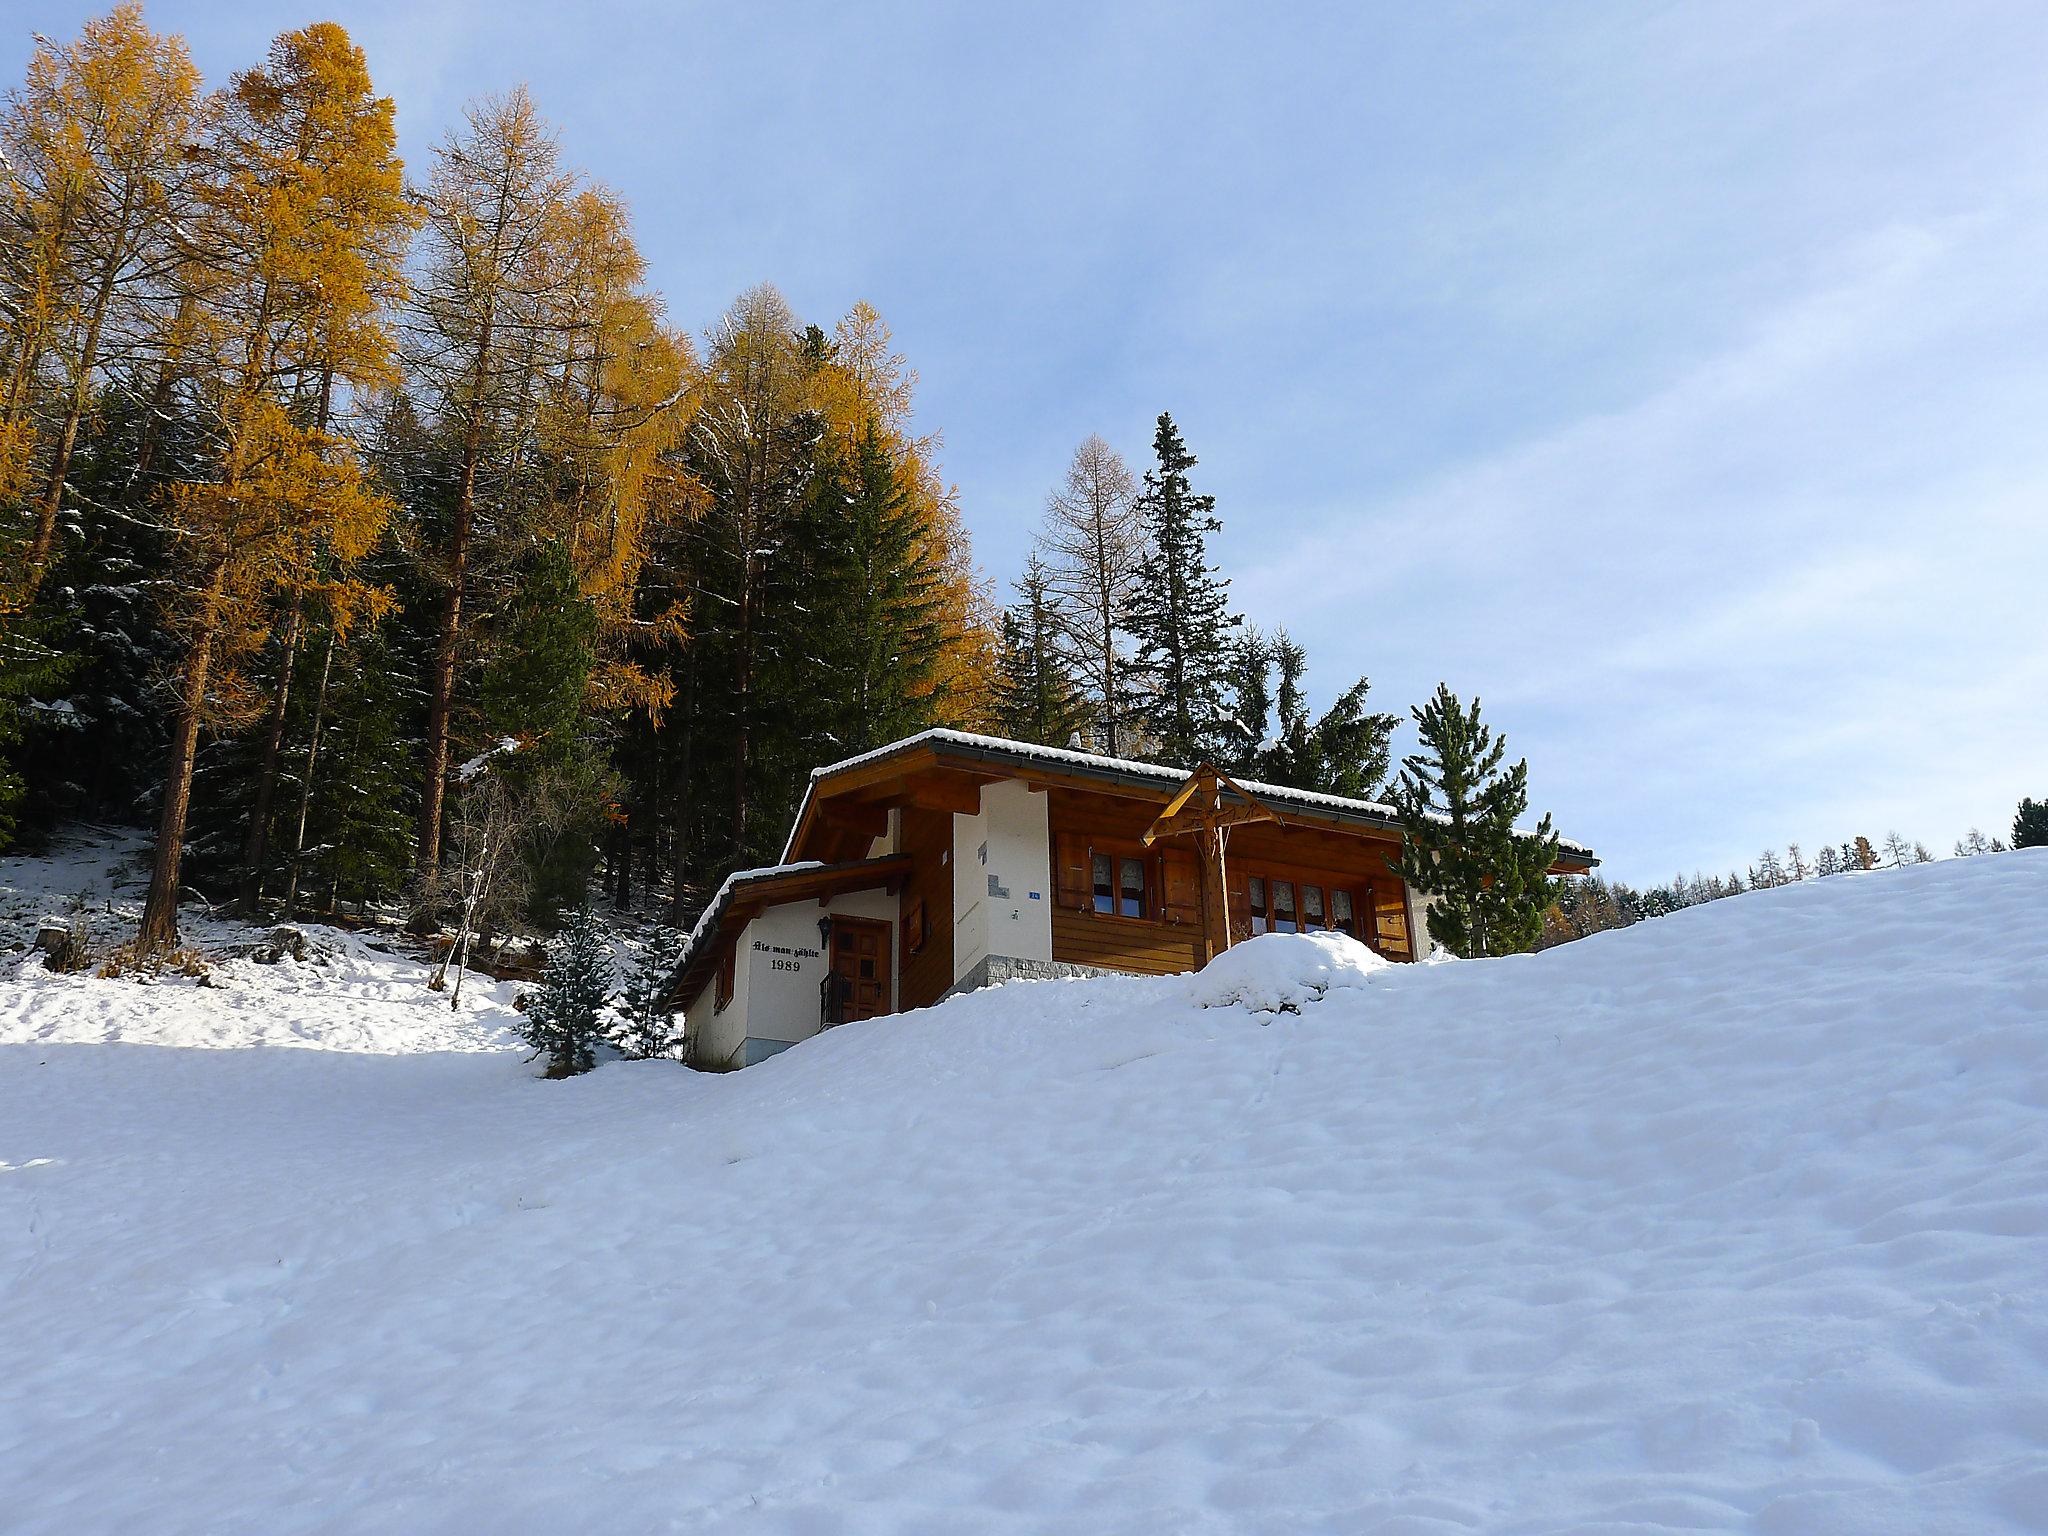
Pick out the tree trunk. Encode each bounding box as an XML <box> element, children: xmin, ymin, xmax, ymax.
<box><xmin>238</xmin><ymin>595</ymin><xmax>302</xmax><ymax>913</ymax></box>
<box><xmin>416</xmin><ymin>357</ymin><xmax>488</xmax><ymax>889</ymax></box>
<box><xmin>137</xmin><ymin>564</ymin><xmax>226</xmax><ymax>959</ymax></box>
<box><xmin>281</xmin><ymin>630</ymin><xmax>336</xmax><ymax>921</ymax></box>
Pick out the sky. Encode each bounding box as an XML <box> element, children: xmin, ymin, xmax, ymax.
<box><xmin>19</xmin><ymin>0</ymin><xmax>2048</xmax><ymax>883</ymax></box>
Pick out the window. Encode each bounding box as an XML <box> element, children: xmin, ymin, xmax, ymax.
<box><xmin>1089</xmin><ymin>846</ymin><xmax>1150</xmax><ymax>918</ymax></box>
<box><xmin>1271</xmin><ymin>880</ymin><xmax>1296</xmax><ymax>933</ymax></box>
<box><xmin>1302</xmin><ymin>884</ymin><xmax>1324</xmax><ymax>930</ymax></box>
<box><xmin>903</xmin><ymin>899</ymin><xmax>927</xmax><ymax>959</ymax></box>
<box><xmin>1119</xmin><ymin>857</ymin><xmax>1146</xmax><ymax>918</ymax></box>
<box><xmin>1331</xmin><ymin>888</ymin><xmax>1356</xmax><ymax>938</ymax></box>
<box><xmin>1249</xmin><ymin>877</ymin><xmax>1268</xmax><ymax>935</ymax></box>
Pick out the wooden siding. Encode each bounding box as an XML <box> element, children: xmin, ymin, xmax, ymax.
<box><xmin>1051</xmin><ymin>910</ymin><xmax>1203</xmax><ymax>975</ymax></box>
<box><xmin>1042</xmin><ymin>783</ymin><xmax>1414</xmax><ymax>965</ymax></box>
<box><xmin>898</xmin><ymin>806</ymin><xmax>955</xmax><ymax>1009</ymax></box>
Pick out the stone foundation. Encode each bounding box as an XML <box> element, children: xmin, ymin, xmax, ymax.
<box><xmin>942</xmin><ymin>953</ymin><xmax>1114</xmax><ymax>1000</ymax></box>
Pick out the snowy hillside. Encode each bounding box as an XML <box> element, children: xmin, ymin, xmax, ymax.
<box><xmin>3</xmin><ymin>843</ymin><xmax>2046</xmax><ymax>1535</ymax></box>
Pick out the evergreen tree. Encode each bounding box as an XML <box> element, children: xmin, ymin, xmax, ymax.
<box><xmin>1123</xmin><ymin>412</ymin><xmax>1239</xmax><ymax>765</ymax></box>
<box><xmin>807</xmin><ymin>419</ymin><xmax>948</xmax><ymax>755</ymax></box>
<box><xmin>0</xmin><ymin>605</ymin><xmax>72</xmax><ymax>847</ymax></box>
<box><xmin>1815</xmin><ymin>845</ymin><xmax>1842</xmax><ymax>876</ymax></box>
<box><xmin>1954</xmin><ymin>828</ymin><xmax>1993</xmax><ymax>857</ymax></box>
<box><xmin>2014</xmin><ymin>797</ymin><xmax>2048</xmax><ymax>850</ymax></box>
<box><xmin>612</xmin><ymin>924</ymin><xmax>686</xmax><ymax>1060</ymax></box>
<box><xmin>991</xmin><ymin>557</ymin><xmax>1092</xmax><ymax>747</ymax></box>
<box><xmin>1224</xmin><ymin>627</ymin><xmax>1273</xmax><ymax>772</ymax></box>
<box><xmin>477</xmin><ymin>542</ymin><xmax>615</xmax><ymax>924</ymax></box>
<box><xmin>1879</xmin><ymin>830</ymin><xmax>1911</xmax><ymax>869</ymax></box>
<box><xmin>520</xmin><ymin>906</ymin><xmax>613</xmax><ymax>1077</ymax></box>
<box><xmin>1224</xmin><ymin>628</ymin><xmax>1397</xmax><ymax>797</ymax></box>
<box><xmin>1392</xmin><ymin>685</ymin><xmax>1560</xmax><ymax>958</ymax></box>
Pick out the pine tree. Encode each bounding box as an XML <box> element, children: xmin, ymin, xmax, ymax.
<box><xmin>2014</xmin><ymin>797</ymin><xmax>2048</xmax><ymax>851</ymax></box>
<box><xmin>1391</xmin><ymin>685</ymin><xmax>1560</xmax><ymax>958</ymax></box>
<box><xmin>611</xmin><ymin>924</ymin><xmax>685</xmax><ymax>1060</ymax></box>
<box><xmin>1227</xmin><ymin>629</ymin><xmax>1398</xmax><ymax>797</ymax></box>
<box><xmin>1879</xmin><ymin>830</ymin><xmax>1911</xmax><ymax>869</ymax></box>
<box><xmin>1786</xmin><ymin>842</ymin><xmax>1809</xmax><ymax>880</ymax></box>
<box><xmin>1954</xmin><ymin>828</ymin><xmax>1993</xmax><ymax>857</ymax></box>
<box><xmin>1851</xmin><ymin>837</ymin><xmax>1877</xmax><ymax>871</ymax></box>
<box><xmin>1815</xmin><ymin>845</ymin><xmax>1842</xmax><ymax>876</ymax></box>
<box><xmin>1123</xmin><ymin>412</ymin><xmax>1239</xmax><ymax>765</ymax></box>
<box><xmin>991</xmin><ymin>557</ymin><xmax>1092</xmax><ymax>747</ymax></box>
<box><xmin>1224</xmin><ymin>627</ymin><xmax>1272</xmax><ymax>772</ymax></box>
<box><xmin>808</xmin><ymin>419</ymin><xmax>948</xmax><ymax>755</ymax></box>
<box><xmin>520</xmin><ymin>907</ymin><xmax>613</xmax><ymax>1077</ymax></box>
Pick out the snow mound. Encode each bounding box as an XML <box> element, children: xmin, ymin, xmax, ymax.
<box><xmin>2</xmin><ymin>842</ymin><xmax>2047</xmax><ymax>1534</ymax></box>
<box><xmin>1179</xmin><ymin>927</ymin><xmax>1391</xmax><ymax>1013</ymax></box>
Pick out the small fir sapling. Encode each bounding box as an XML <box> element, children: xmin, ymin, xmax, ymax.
<box><xmin>612</xmin><ymin>925</ymin><xmax>687</xmax><ymax>1060</ymax></box>
<box><xmin>521</xmin><ymin>908</ymin><xmax>614</xmax><ymax>1077</ymax></box>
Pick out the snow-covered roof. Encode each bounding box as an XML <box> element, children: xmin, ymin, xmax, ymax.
<box><xmin>786</xmin><ymin>729</ymin><xmax>1594</xmax><ymax>862</ymax></box>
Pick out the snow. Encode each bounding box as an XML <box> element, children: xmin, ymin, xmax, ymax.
<box><xmin>3</xmin><ymin>839</ymin><xmax>2047</xmax><ymax>1533</ymax></box>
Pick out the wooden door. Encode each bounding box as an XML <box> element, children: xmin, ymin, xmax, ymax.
<box><xmin>829</xmin><ymin>917</ymin><xmax>892</xmax><ymax>1022</ymax></box>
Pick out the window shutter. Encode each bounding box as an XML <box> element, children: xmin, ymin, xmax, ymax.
<box><xmin>1054</xmin><ymin>832</ymin><xmax>1090</xmax><ymax>909</ymax></box>
<box><xmin>1161</xmin><ymin>850</ymin><xmax>1201</xmax><ymax>926</ymax></box>
<box><xmin>1373</xmin><ymin>882</ymin><xmax>1411</xmax><ymax>957</ymax></box>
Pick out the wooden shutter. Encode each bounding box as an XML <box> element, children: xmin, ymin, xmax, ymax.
<box><xmin>1373</xmin><ymin>882</ymin><xmax>1411</xmax><ymax>957</ymax></box>
<box><xmin>1054</xmin><ymin>832</ymin><xmax>1090</xmax><ymax>910</ymax></box>
<box><xmin>1226</xmin><ymin>858</ymin><xmax>1252</xmax><ymax>943</ymax></box>
<box><xmin>1161</xmin><ymin>849</ymin><xmax>1200</xmax><ymax>927</ymax></box>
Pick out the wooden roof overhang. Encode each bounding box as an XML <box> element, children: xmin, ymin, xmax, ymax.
<box><xmin>665</xmin><ymin>854</ymin><xmax>913</xmax><ymax>1011</ymax></box>
<box><xmin>782</xmin><ymin>733</ymin><xmax>1599</xmax><ymax>874</ymax></box>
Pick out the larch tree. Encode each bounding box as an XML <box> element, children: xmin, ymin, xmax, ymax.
<box><xmin>229</xmin><ymin>22</ymin><xmax>416</xmax><ymax>912</ymax></box>
<box><xmin>0</xmin><ymin>3</ymin><xmax>201</xmax><ymax>595</ymax></box>
<box><xmin>1036</xmin><ymin>433</ymin><xmax>1141</xmax><ymax>753</ymax></box>
<box><xmin>135</xmin><ymin>22</ymin><xmax>405</xmax><ymax>958</ymax></box>
<box><xmin>1392</xmin><ymin>685</ymin><xmax>1560</xmax><ymax>959</ymax></box>
<box><xmin>405</xmin><ymin>87</ymin><xmax>579</xmax><ymax>889</ymax></box>
<box><xmin>1123</xmin><ymin>412</ymin><xmax>1239</xmax><ymax>766</ymax></box>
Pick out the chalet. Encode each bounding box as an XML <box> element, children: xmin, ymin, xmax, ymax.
<box><xmin>667</xmin><ymin>730</ymin><xmax>1597</xmax><ymax>1069</ymax></box>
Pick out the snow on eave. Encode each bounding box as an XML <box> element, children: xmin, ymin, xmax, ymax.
<box><xmin>784</xmin><ymin>729</ymin><xmax>1595</xmax><ymax>863</ymax></box>
<box><xmin>666</xmin><ymin>859</ymin><xmax>825</xmax><ymax>1004</ymax></box>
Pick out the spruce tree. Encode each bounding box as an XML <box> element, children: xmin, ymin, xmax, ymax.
<box><xmin>612</xmin><ymin>925</ymin><xmax>686</xmax><ymax>1060</ymax></box>
<box><xmin>807</xmin><ymin>419</ymin><xmax>947</xmax><ymax>755</ymax></box>
<box><xmin>2014</xmin><ymin>797</ymin><xmax>2048</xmax><ymax>850</ymax></box>
<box><xmin>1392</xmin><ymin>685</ymin><xmax>1560</xmax><ymax>958</ymax></box>
<box><xmin>520</xmin><ymin>906</ymin><xmax>613</xmax><ymax>1077</ymax></box>
<box><xmin>1123</xmin><ymin>412</ymin><xmax>1239</xmax><ymax>766</ymax></box>
<box><xmin>992</xmin><ymin>557</ymin><xmax>1092</xmax><ymax>747</ymax></box>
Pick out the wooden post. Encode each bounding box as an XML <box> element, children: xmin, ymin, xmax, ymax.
<box><xmin>1143</xmin><ymin>763</ymin><xmax>1284</xmax><ymax>965</ymax></box>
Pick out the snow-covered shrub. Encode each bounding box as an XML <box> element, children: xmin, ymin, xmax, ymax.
<box><xmin>520</xmin><ymin>908</ymin><xmax>614</xmax><ymax>1077</ymax></box>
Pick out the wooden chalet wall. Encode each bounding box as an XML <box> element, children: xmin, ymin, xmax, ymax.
<box><xmin>897</xmin><ymin>806</ymin><xmax>955</xmax><ymax>1009</ymax></box>
<box><xmin>1043</xmin><ymin>784</ymin><xmax>1414</xmax><ymax>967</ymax></box>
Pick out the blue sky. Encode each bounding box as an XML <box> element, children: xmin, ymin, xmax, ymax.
<box><xmin>22</xmin><ymin>1</ymin><xmax>2048</xmax><ymax>882</ymax></box>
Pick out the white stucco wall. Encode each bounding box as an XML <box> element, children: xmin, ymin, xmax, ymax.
<box><xmin>740</xmin><ymin>888</ymin><xmax>899</xmax><ymax>1044</ymax></box>
<box><xmin>1407</xmin><ymin>886</ymin><xmax>1439</xmax><ymax>960</ymax></box>
<box><xmin>681</xmin><ymin>886</ymin><xmax>903</xmax><ymax>1068</ymax></box>
<box><xmin>949</xmin><ymin>779</ymin><xmax>1053</xmax><ymax>987</ymax></box>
